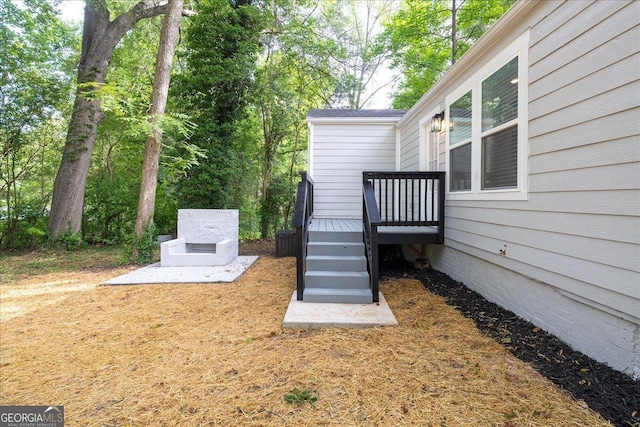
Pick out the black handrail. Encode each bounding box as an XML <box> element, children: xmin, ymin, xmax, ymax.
<box><xmin>292</xmin><ymin>171</ymin><xmax>314</xmax><ymax>300</ymax></box>
<box><xmin>363</xmin><ymin>181</ymin><xmax>381</xmax><ymax>303</ymax></box>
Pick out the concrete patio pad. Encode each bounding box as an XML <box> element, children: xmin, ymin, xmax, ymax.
<box><xmin>103</xmin><ymin>256</ymin><xmax>258</xmax><ymax>285</ymax></box>
<box><xmin>282</xmin><ymin>291</ymin><xmax>398</xmax><ymax>329</ymax></box>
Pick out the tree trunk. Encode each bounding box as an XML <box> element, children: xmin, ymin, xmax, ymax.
<box><xmin>451</xmin><ymin>0</ymin><xmax>457</xmax><ymax>64</ymax></box>
<box><xmin>132</xmin><ymin>0</ymin><xmax>183</xmax><ymax>262</ymax></box>
<box><xmin>49</xmin><ymin>90</ymin><xmax>104</xmax><ymax>237</ymax></box>
<box><xmin>49</xmin><ymin>0</ymin><xmax>172</xmax><ymax>239</ymax></box>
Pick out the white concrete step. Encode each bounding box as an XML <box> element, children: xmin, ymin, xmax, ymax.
<box><xmin>307</xmin><ymin>241</ymin><xmax>364</xmax><ymax>256</ymax></box>
<box><xmin>304</xmin><ymin>270</ymin><xmax>369</xmax><ymax>289</ymax></box>
<box><xmin>306</xmin><ymin>255</ymin><xmax>367</xmax><ymax>272</ymax></box>
<box><xmin>303</xmin><ymin>288</ymin><xmax>373</xmax><ymax>304</ymax></box>
<box><xmin>282</xmin><ymin>291</ymin><xmax>398</xmax><ymax>329</ymax></box>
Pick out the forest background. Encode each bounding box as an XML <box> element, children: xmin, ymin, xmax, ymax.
<box><xmin>1</xmin><ymin>0</ymin><xmax>514</xmax><ymax>259</ymax></box>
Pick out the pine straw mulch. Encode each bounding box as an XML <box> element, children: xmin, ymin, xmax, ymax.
<box><xmin>378</xmin><ymin>256</ymin><xmax>640</xmax><ymax>427</ymax></box>
<box><xmin>0</xmin><ymin>255</ymin><xmax>613</xmax><ymax>426</ymax></box>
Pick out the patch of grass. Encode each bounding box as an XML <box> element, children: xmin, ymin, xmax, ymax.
<box><xmin>53</xmin><ymin>229</ymin><xmax>85</xmax><ymax>251</ymax></box>
<box><xmin>0</xmin><ymin>245</ymin><xmax>126</xmax><ymax>284</ymax></box>
<box><xmin>132</xmin><ymin>224</ymin><xmax>157</xmax><ymax>265</ymax></box>
<box><xmin>284</xmin><ymin>388</ymin><xmax>317</xmax><ymax>406</ymax></box>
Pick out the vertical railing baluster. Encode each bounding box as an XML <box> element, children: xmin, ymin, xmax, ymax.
<box><xmin>388</xmin><ymin>176</ymin><xmax>392</xmax><ymax>223</ymax></box>
<box><xmin>418</xmin><ymin>176</ymin><xmax>422</xmax><ymax>223</ymax></box>
<box><xmin>383</xmin><ymin>176</ymin><xmax>387</xmax><ymax>222</ymax></box>
<box><xmin>421</xmin><ymin>175</ymin><xmax>424</xmax><ymax>223</ymax></box>
<box><xmin>431</xmin><ymin>178</ymin><xmax>440</xmax><ymax>221</ymax></box>
<box><xmin>409</xmin><ymin>176</ymin><xmax>412</xmax><ymax>222</ymax></box>
<box><xmin>411</xmin><ymin>175</ymin><xmax>415</xmax><ymax>222</ymax></box>
<box><xmin>394</xmin><ymin>175</ymin><xmax>397</xmax><ymax>223</ymax></box>
<box><xmin>406</xmin><ymin>176</ymin><xmax>409</xmax><ymax>222</ymax></box>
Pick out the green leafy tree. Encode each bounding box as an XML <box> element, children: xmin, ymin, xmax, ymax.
<box><xmin>381</xmin><ymin>0</ymin><xmax>516</xmax><ymax>109</ymax></box>
<box><xmin>82</xmin><ymin>17</ymin><xmax>160</xmax><ymax>245</ymax></box>
<box><xmin>48</xmin><ymin>0</ymin><xmax>192</xmax><ymax>240</ymax></box>
<box><xmin>253</xmin><ymin>43</ymin><xmax>299</xmax><ymax>237</ymax></box>
<box><xmin>0</xmin><ymin>0</ymin><xmax>78</xmax><ymax>248</ymax></box>
<box><xmin>132</xmin><ymin>0</ymin><xmax>184</xmax><ymax>263</ymax></box>
<box><xmin>315</xmin><ymin>0</ymin><xmax>397</xmax><ymax>108</ymax></box>
<box><xmin>172</xmin><ymin>0</ymin><xmax>264</xmax><ymax>214</ymax></box>
<box><xmin>81</xmin><ymin>13</ymin><xmax>199</xmax><ymax>245</ymax></box>
<box><xmin>247</xmin><ymin>0</ymin><xmax>336</xmax><ymax>237</ymax></box>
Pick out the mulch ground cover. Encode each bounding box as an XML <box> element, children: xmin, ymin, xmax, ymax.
<box><xmin>0</xmin><ymin>241</ymin><xmax>636</xmax><ymax>425</ymax></box>
<box><xmin>378</xmin><ymin>246</ymin><xmax>640</xmax><ymax>427</ymax></box>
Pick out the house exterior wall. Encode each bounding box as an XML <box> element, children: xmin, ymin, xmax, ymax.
<box><xmin>309</xmin><ymin>120</ymin><xmax>398</xmax><ymax>218</ymax></box>
<box><xmin>397</xmin><ymin>0</ymin><xmax>640</xmax><ymax>377</ymax></box>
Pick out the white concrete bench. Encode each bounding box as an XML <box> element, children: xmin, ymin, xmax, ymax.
<box><xmin>160</xmin><ymin>238</ymin><xmax>235</xmax><ymax>266</ymax></box>
<box><xmin>160</xmin><ymin>209</ymin><xmax>238</xmax><ymax>267</ymax></box>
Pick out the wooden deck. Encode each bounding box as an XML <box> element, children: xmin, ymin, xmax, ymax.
<box><xmin>310</xmin><ymin>218</ymin><xmax>440</xmax><ymax>243</ymax></box>
<box><xmin>378</xmin><ymin>225</ymin><xmax>438</xmax><ymax>235</ymax></box>
<box><xmin>309</xmin><ymin>218</ymin><xmax>361</xmax><ymax>232</ymax></box>
<box><xmin>294</xmin><ymin>171</ymin><xmax>445</xmax><ymax>303</ymax></box>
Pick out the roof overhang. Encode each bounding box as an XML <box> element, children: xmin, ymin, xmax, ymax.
<box><xmin>307</xmin><ymin>109</ymin><xmax>406</xmax><ymax>125</ymax></box>
<box><xmin>307</xmin><ymin>116</ymin><xmax>405</xmax><ymax>125</ymax></box>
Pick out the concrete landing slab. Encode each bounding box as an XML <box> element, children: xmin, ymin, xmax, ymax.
<box><xmin>282</xmin><ymin>291</ymin><xmax>398</xmax><ymax>329</ymax></box>
<box><xmin>103</xmin><ymin>256</ymin><xmax>258</xmax><ymax>285</ymax></box>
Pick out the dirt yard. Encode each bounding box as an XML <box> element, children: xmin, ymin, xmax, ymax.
<box><xmin>0</xmin><ymin>247</ymin><xmax>614</xmax><ymax>426</ymax></box>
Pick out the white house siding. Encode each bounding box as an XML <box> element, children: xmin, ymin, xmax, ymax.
<box><xmin>399</xmin><ymin>124</ymin><xmax>420</xmax><ymax>171</ymax></box>
<box><xmin>398</xmin><ymin>0</ymin><xmax>640</xmax><ymax>376</ymax></box>
<box><xmin>310</xmin><ymin>121</ymin><xmax>398</xmax><ymax>218</ymax></box>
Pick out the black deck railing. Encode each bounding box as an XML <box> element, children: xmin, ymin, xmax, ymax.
<box><xmin>363</xmin><ymin>180</ymin><xmax>381</xmax><ymax>303</ymax></box>
<box><xmin>292</xmin><ymin>171</ymin><xmax>444</xmax><ymax>304</ymax></box>
<box><xmin>363</xmin><ymin>171</ymin><xmax>446</xmax><ymax>300</ymax></box>
<box><xmin>292</xmin><ymin>171</ymin><xmax>314</xmax><ymax>301</ymax></box>
<box><xmin>363</xmin><ymin>171</ymin><xmax>445</xmax><ymax>241</ymax></box>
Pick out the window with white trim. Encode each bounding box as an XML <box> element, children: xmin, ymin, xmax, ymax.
<box><xmin>481</xmin><ymin>57</ymin><xmax>518</xmax><ymax>190</ymax></box>
<box><xmin>449</xmin><ymin>91</ymin><xmax>472</xmax><ymax>191</ymax></box>
<box><xmin>445</xmin><ymin>31</ymin><xmax>528</xmax><ymax>200</ymax></box>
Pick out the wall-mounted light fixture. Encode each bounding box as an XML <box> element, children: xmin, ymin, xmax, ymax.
<box><xmin>431</xmin><ymin>112</ymin><xmax>445</xmax><ymax>133</ymax></box>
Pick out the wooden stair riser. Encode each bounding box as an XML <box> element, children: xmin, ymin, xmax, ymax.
<box><xmin>304</xmin><ymin>271</ymin><xmax>370</xmax><ymax>289</ymax></box>
<box><xmin>307</xmin><ymin>241</ymin><xmax>364</xmax><ymax>257</ymax></box>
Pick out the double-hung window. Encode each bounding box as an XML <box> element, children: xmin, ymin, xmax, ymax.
<box><xmin>449</xmin><ymin>91</ymin><xmax>472</xmax><ymax>191</ymax></box>
<box><xmin>446</xmin><ymin>31</ymin><xmax>528</xmax><ymax>200</ymax></box>
<box><xmin>481</xmin><ymin>57</ymin><xmax>518</xmax><ymax>190</ymax></box>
